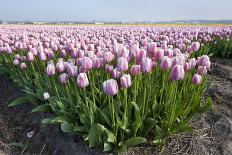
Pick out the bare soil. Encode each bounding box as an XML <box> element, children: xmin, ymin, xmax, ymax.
<box><xmin>0</xmin><ymin>58</ymin><xmax>232</xmax><ymax>155</ymax></box>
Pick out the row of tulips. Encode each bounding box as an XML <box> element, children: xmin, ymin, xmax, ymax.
<box><xmin>0</xmin><ymin>25</ymin><xmax>230</xmax><ymax>152</ymax></box>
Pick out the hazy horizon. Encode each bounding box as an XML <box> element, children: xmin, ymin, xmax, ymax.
<box><xmin>1</xmin><ymin>0</ymin><xmax>232</xmax><ymax>22</ymax></box>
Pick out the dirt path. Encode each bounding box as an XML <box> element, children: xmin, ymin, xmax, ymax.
<box><xmin>0</xmin><ymin>58</ymin><xmax>232</xmax><ymax>155</ymax></box>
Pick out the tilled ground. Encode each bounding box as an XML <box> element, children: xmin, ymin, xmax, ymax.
<box><xmin>0</xmin><ymin>58</ymin><xmax>232</xmax><ymax>155</ymax></box>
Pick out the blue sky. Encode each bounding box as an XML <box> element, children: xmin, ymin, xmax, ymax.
<box><xmin>0</xmin><ymin>0</ymin><xmax>232</xmax><ymax>22</ymax></box>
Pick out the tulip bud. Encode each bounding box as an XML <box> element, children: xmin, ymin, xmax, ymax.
<box><xmin>43</xmin><ymin>92</ymin><xmax>50</xmax><ymax>100</ymax></box>
<box><xmin>192</xmin><ymin>74</ymin><xmax>202</xmax><ymax>85</ymax></box>
<box><xmin>117</xmin><ymin>57</ymin><xmax>128</xmax><ymax>72</ymax></box>
<box><xmin>130</xmin><ymin>65</ymin><xmax>141</xmax><ymax>76</ymax></box>
<box><xmin>103</xmin><ymin>79</ymin><xmax>118</xmax><ymax>96</ymax></box>
<box><xmin>120</xmin><ymin>74</ymin><xmax>132</xmax><ymax>89</ymax></box>
<box><xmin>77</xmin><ymin>73</ymin><xmax>89</xmax><ymax>88</ymax></box>
<box><xmin>170</xmin><ymin>65</ymin><xmax>185</xmax><ymax>81</ymax></box>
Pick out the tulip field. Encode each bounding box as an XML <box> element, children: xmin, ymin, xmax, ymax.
<box><xmin>0</xmin><ymin>25</ymin><xmax>232</xmax><ymax>152</ymax></box>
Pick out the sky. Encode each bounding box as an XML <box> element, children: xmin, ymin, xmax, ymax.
<box><xmin>0</xmin><ymin>0</ymin><xmax>232</xmax><ymax>22</ymax></box>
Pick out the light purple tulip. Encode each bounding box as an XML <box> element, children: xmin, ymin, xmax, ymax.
<box><xmin>27</xmin><ymin>52</ymin><xmax>34</xmax><ymax>62</ymax></box>
<box><xmin>191</xmin><ymin>42</ymin><xmax>200</xmax><ymax>52</ymax></box>
<box><xmin>13</xmin><ymin>59</ymin><xmax>19</xmax><ymax>66</ymax></box>
<box><xmin>141</xmin><ymin>57</ymin><xmax>153</xmax><ymax>73</ymax></box>
<box><xmin>103</xmin><ymin>79</ymin><xmax>118</xmax><ymax>96</ymax></box>
<box><xmin>170</xmin><ymin>65</ymin><xmax>185</xmax><ymax>81</ymax></box>
<box><xmin>197</xmin><ymin>55</ymin><xmax>211</xmax><ymax>69</ymax></box>
<box><xmin>77</xmin><ymin>73</ymin><xmax>89</xmax><ymax>88</ymax></box>
<box><xmin>80</xmin><ymin>57</ymin><xmax>93</xmax><ymax>70</ymax></box>
<box><xmin>192</xmin><ymin>74</ymin><xmax>202</xmax><ymax>85</ymax></box>
<box><xmin>197</xmin><ymin>66</ymin><xmax>207</xmax><ymax>75</ymax></box>
<box><xmin>59</xmin><ymin>73</ymin><xmax>69</xmax><ymax>85</ymax></box>
<box><xmin>46</xmin><ymin>63</ymin><xmax>55</xmax><ymax>76</ymax></box>
<box><xmin>117</xmin><ymin>57</ymin><xmax>128</xmax><ymax>72</ymax></box>
<box><xmin>120</xmin><ymin>74</ymin><xmax>132</xmax><ymax>89</ymax></box>
<box><xmin>130</xmin><ymin>65</ymin><xmax>141</xmax><ymax>76</ymax></box>
<box><xmin>160</xmin><ymin>56</ymin><xmax>172</xmax><ymax>70</ymax></box>
<box><xmin>20</xmin><ymin>63</ymin><xmax>27</xmax><ymax>70</ymax></box>
<box><xmin>155</xmin><ymin>48</ymin><xmax>164</xmax><ymax>60</ymax></box>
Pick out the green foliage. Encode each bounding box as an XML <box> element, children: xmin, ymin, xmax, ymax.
<box><xmin>0</xmin><ymin>49</ymin><xmax>213</xmax><ymax>152</ymax></box>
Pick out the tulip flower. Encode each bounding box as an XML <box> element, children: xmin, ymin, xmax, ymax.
<box><xmin>59</xmin><ymin>73</ymin><xmax>69</xmax><ymax>85</ymax></box>
<box><xmin>160</xmin><ymin>56</ymin><xmax>172</xmax><ymax>70</ymax></box>
<box><xmin>80</xmin><ymin>57</ymin><xmax>93</xmax><ymax>70</ymax></box>
<box><xmin>197</xmin><ymin>55</ymin><xmax>211</xmax><ymax>69</ymax></box>
<box><xmin>170</xmin><ymin>65</ymin><xmax>185</xmax><ymax>81</ymax></box>
<box><xmin>46</xmin><ymin>63</ymin><xmax>56</xmax><ymax>76</ymax></box>
<box><xmin>197</xmin><ymin>66</ymin><xmax>207</xmax><ymax>75</ymax></box>
<box><xmin>192</xmin><ymin>74</ymin><xmax>202</xmax><ymax>85</ymax></box>
<box><xmin>43</xmin><ymin>92</ymin><xmax>50</xmax><ymax>100</ymax></box>
<box><xmin>117</xmin><ymin>57</ymin><xmax>128</xmax><ymax>72</ymax></box>
<box><xmin>103</xmin><ymin>79</ymin><xmax>118</xmax><ymax>96</ymax></box>
<box><xmin>27</xmin><ymin>52</ymin><xmax>34</xmax><ymax>62</ymax></box>
<box><xmin>120</xmin><ymin>74</ymin><xmax>132</xmax><ymax>89</ymax></box>
<box><xmin>77</xmin><ymin>73</ymin><xmax>89</xmax><ymax>88</ymax></box>
<box><xmin>130</xmin><ymin>65</ymin><xmax>141</xmax><ymax>76</ymax></box>
<box><xmin>155</xmin><ymin>48</ymin><xmax>164</xmax><ymax>60</ymax></box>
<box><xmin>191</xmin><ymin>42</ymin><xmax>200</xmax><ymax>52</ymax></box>
<box><xmin>13</xmin><ymin>59</ymin><xmax>19</xmax><ymax>66</ymax></box>
<box><xmin>141</xmin><ymin>57</ymin><xmax>153</xmax><ymax>73</ymax></box>
<box><xmin>20</xmin><ymin>63</ymin><xmax>27</xmax><ymax>70</ymax></box>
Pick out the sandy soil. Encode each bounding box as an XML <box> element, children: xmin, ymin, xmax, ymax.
<box><xmin>0</xmin><ymin>58</ymin><xmax>232</xmax><ymax>155</ymax></box>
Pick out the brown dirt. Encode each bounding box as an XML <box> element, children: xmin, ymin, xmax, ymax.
<box><xmin>0</xmin><ymin>57</ymin><xmax>232</xmax><ymax>155</ymax></box>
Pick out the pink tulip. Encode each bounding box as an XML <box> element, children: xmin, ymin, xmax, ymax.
<box><xmin>92</xmin><ymin>58</ymin><xmax>102</xmax><ymax>69</ymax></box>
<box><xmin>155</xmin><ymin>48</ymin><xmax>164</xmax><ymax>60</ymax></box>
<box><xmin>27</xmin><ymin>52</ymin><xmax>34</xmax><ymax>62</ymax></box>
<box><xmin>197</xmin><ymin>55</ymin><xmax>211</xmax><ymax>69</ymax></box>
<box><xmin>120</xmin><ymin>74</ymin><xmax>132</xmax><ymax>89</ymax></box>
<box><xmin>192</xmin><ymin>74</ymin><xmax>202</xmax><ymax>85</ymax></box>
<box><xmin>103</xmin><ymin>79</ymin><xmax>118</xmax><ymax>96</ymax></box>
<box><xmin>46</xmin><ymin>63</ymin><xmax>55</xmax><ymax>76</ymax></box>
<box><xmin>184</xmin><ymin>62</ymin><xmax>190</xmax><ymax>71</ymax></box>
<box><xmin>20</xmin><ymin>63</ymin><xmax>27</xmax><ymax>70</ymax></box>
<box><xmin>80</xmin><ymin>57</ymin><xmax>93</xmax><ymax>70</ymax></box>
<box><xmin>105</xmin><ymin>64</ymin><xmax>114</xmax><ymax>73</ymax></box>
<box><xmin>141</xmin><ymin>57</ymin><xmax>153</xmax><ymax>73</ymax></box>
<box><xmin>191</xmin><ymin>42</ymin><xmax>200</xmax><ymax>52</ymax></box>
<box><xmin>77</xmin><ymin>73</ymin><xmax>89</xmax><ymax>88</ymax></box>
<box><xmin>117</xmin><ymin>57</ymin><xmax>128</xmax><ymax>72</ymax></box>
<box><xmin>160</xmin><ymin>56</ymin><xmax>172</xmax><ymax>70</ymax></box>
<box><xmin>197</xmin><ymin>66</ymin><xmax>207</xmax><ymax>75</ymax></box>
<box><xmin>13</xmin><ymin>59</ymin><xmax>19</xmax><ymax>66</ymax></box>
<box><xmin>112</xmin><ymin>69</ymin><xmax>122</xmax><ymax>79</ymax></box>
<box><xmin>56</xmin><ymin>62</ymin><xmax>65</xmax><ymax>73</ymax></box>
<box><xmin>170</xmin><ymin>65</ymin><xmax>185</xmax><ymax>81</ymax></box>
<box><xmin>130</xmin><ymin>65</ymin><xmax>141</xmax><ymax>76</ymax></box>
<box><xmin>59</xmin><ymin>73</ymin><xmax>69</xmax><ymax>85</ymax></box>
<box><xmin>39</xmin><ymin>52</ymin><xmax>47</xmax><ymax>61</ymax></box>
